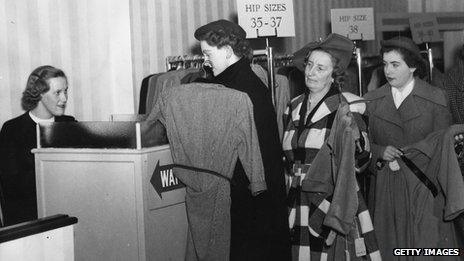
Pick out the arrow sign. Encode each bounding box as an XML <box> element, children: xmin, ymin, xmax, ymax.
<box><xmin>150</xmin><ymin>161</ymin><xmax>185</xmax><ymax>198</ymax></box>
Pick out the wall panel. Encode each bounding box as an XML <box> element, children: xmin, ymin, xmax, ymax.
<box><xmin>0</xmin><ymin>0</ymin><xmax>134</xmax><ymax>126</ymax></box>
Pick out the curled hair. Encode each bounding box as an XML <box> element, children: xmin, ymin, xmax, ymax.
<box><xmin>380</xmin><ymin>46</ymin><xmax>427</xmax><ymax>78</ymax></box>
<box><xmin>197</xmin><ymin>30</ymin><xmax>253</xmax><ymax>60</ymax></box>
<box><xmin>21</xmin><ymin>65</ymin><xmax>67</xmax><ymax>111</ymax></box>
<box><xmin>304</xmin><ymin>49</ymin><xmax>347</xmax><ymax>91</ymax></box>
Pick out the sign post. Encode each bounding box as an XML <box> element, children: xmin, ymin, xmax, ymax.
<box><xmin>409</xmin><ymin>15</ymin><xmax>441</xmax><ymax>82</ymax></box>
<box><xmin>331</xmin><ymin>7</ymin><xmax>375</xmax><ymax>96</ymax></box>
<box><xmin>237</xmin><ymin>0</ymin><xmax>295</xmax><ymax>106</ymax></box>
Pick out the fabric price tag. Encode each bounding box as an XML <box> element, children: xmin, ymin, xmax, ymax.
<box><xmin>355</xmin><ymin>237</ymin><xmax>367</xmax><ymax>257</ymax></box>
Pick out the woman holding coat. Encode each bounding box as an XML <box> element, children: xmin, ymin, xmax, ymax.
<box><xmin>363</xmin><ymin>36</ymin><xmax>453</xmax><ymax>259</ymax></box>
<box><xmin>282</xmin><ymin>34</ymin><xmax>377</xmax><ymax>260</ymax></box>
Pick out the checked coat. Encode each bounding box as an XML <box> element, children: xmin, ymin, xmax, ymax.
<box><xmin>283</xmin><ymin>88</ymin><xmax>381</xmax><ymax>261</ymax></box>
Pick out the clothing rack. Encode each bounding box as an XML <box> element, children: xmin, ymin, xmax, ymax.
<box><xmin>166</xmin><ymin>53</ymin><xmax>294</xmax><ymax>71</ymax></box>
<box><xmin>252</xmin><ymin>53</ymin><xmax>294</xmax><ymax>68</ymax></box>
<box><xmin>165</xmin><ymin>55</ymin><xmax>205</xmax><ymax>71</ymax></box>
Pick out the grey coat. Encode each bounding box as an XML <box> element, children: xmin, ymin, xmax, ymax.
<box><xmin>144</xmin><ymin>83</ymin><xmax>267</xmax><ymax>261</ymax></box>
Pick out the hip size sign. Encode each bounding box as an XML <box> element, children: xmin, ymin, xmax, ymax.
<box><xmin>237</xmin><ymin>0</ymin><xmax>296</xmax><ymax>38</ymax></box>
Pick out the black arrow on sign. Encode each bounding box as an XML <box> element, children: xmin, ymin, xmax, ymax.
<box><xmin>150</xmin><ymin>161</ymin><xmax>185</xmax><ymax>198</ymax></box>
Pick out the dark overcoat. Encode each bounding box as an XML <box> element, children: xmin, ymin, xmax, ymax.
<box><xmin>205</xmin><ymin>57</ymin><xmax>291</xmax><ymax>261</ymax></box>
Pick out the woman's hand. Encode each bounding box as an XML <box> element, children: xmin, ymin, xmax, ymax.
<box><xmin>381</xmin><ymin>145</ymin><xmax>403</xmax><ymax>161</ymax></box>
<box><xmin>455</xmin><ymin>133</ymin><xmax>464</xmax><ymax>143</ymax></box>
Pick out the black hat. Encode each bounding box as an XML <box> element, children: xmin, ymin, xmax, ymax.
<box><xmin>293</xmin><ymin>33</ymin><xmax>354</xmax><ymax>72</ymax></box>
<box><xmin>381</xmin><ymin>36</ymin><xmax>426</xmax><ymax>64</ymax></box>
<box><xmin>194</xmin><ymin>19</ymin><xmax>246</xmax><ymax>40</ymax></box>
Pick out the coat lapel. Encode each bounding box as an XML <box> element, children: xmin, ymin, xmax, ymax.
<box><xmin>307</xmin><ymin>94</ymin><xmax>339</xmax><ymax>128</ymax></box>
<box><xmin>372</xmin><ymin>86</ymin><xmax>403</xmax><ymax>128</ymax></box>
<box><xmin>398</xmin><ymin>92</ymin><xmax>421</xmax><ymax>122</ymax></box>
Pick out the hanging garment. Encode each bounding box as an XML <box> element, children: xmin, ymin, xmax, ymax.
<box><xmin>277</xmin><ymin>66</ymin><xmax>306</xmax><ymax>99</ymax></box>
<box><xmin>283</xmin><ymin>91</ymin><xmax>379</xmax><ymax>260</ymax></box>
<box><xmin>251</xmin><ymin>63</ymin><xmax>291</xmax><ymax>140</ymax></box>
<box><xmin>144</xmin><ymin>82</ymin><xmax>267</xmax><ymax>261</ymax></box>
<box><xmin>144</xmin><ymin>68</ymin><xmax>199</xmax><ymax>114</ymax></box>
<box><xmin>372</xmin><ymin>124</ymin><xmax>464</xmax><ymax>261</ymax></box>
<box><xmin>196</xmin><ymin>57</ymin><xmax>290</xmax><ymax>261</ymax></box>
<box><xmin>138</xmin><ymin>73</ymin><xmax>157</xmax><ymax>114</ymax></box>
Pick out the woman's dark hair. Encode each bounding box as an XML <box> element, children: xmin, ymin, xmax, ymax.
<box><xmin>304</xmin><ymin>49</ymin><xmax>346</xmax><ymax>90</ymax></box>
<box><xmin>380</xmin><ymin>46</ymin><xmax>427</xmax><ymax>78</ymax></box>
<box><xmin>197</xmin><ymin>29</ymin><xmax>253</xmax><ymax>60</ymax></box>
<box><xmin>21</xmin><ymin>65</ymin><xmax>67</xmax><ymax>111</ymax></box>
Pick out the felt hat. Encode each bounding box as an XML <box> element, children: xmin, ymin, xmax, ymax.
<box><xmin>194</xmin><ymin>19</ymin><xmax>246</xmax><ymax>40</ymax></box>
<box><xmin>293</xmin><ymin>33</ymin><xmax>354</xmax><ymax>72</ymax></box>
<box><xmin>381</xmin><ymin>36</ymin><xmax>426</xmax><ymax>64</ymax></box>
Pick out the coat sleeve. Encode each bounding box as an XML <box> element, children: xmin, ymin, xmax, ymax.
<box><xmin>324</xmin><ymin>118</ymin><xmax>359</xmax><ymax>234</ymax></box>
<box><xmin>439</xmin><ymin>125</ymin><xmax>464</xmax><ymax>221</ymax></box>
<box><xmin>0</xmin><ymin>123</ymin><xmax>19</xmax><ymax>196</ymax></box>
<box><xmin>236</xmin><ymin>96</ymin><xmax>267</xmax><ymax>195</ymax></box>
<box><xmin>140</xmin><ymin>88</ymin><xmax>168</xmax><ymax>147</ymax></box>
<box><xmin>433</xmin><ymin>89</ymin><xmax>452</xmax><ymax>131</ymax></box>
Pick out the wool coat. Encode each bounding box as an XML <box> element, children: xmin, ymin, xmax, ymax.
<box><xmin>363</xmin><ymin>78</ymin><xmax>452</xmax><ymax>259</ymax></box>
<box><xmin>283</xmin><ymin>89</ymin><xmax>378</xmax><ymax>260</ymax></box>
<box><xmin>0</xmin><ymin>112</ymin><xmax>75</xmax><ymax>226</ymax></box>
<box><xmin>198</xmin><ymin>57</ymin><xmax>291</xmax><ymax>261</ymax></box>
<box><xmin>146</xmin><ymin>83</ymin><xmax>267</xmax><ymax>261</ymax></box>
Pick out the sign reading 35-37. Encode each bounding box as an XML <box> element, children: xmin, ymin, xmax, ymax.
<box><xmin>237</xmin><ymin>0</ymin><xmax>295</xmax><ymax>38</ymax></box>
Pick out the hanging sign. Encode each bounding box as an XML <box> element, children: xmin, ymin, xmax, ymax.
<box><xmin>330</xmin><ymin>8</ymin><xmax>375</xmax><ymax>41</ymax></box>
<box><xmin>150</xmin><ymin>161</ymin><xmax>185</xmax><ymax>198</ymax></box>
<box><xmin>409</xmin><ymin>15</ymin><xmax>441</xmax><ymax>44</ymax></box>
<box><xmin>236</xmin><ymin>0</ymin><xmax>296</xmax><ymax>38</ymax></box>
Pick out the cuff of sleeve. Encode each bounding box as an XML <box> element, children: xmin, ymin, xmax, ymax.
<box><xmin>250</xmin><ymin>181</ymin><xmax>267</xmax><ymax>196</ymax></box>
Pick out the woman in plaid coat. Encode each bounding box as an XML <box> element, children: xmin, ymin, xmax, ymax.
<box><xmin>282</xmin><ymin>34</ymin><xmax>379</xmax><ymax>260</ymax></box>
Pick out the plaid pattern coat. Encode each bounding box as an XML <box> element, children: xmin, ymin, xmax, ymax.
<box><xmin>283</xmin><ymin>89</ymin><xmax>381</xmax><ymax>261</ymax></box>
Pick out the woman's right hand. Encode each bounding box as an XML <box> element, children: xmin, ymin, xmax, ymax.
<box><xmin>381</xmin><ymin>145</ymin><xmax>403</xmax><ymax>161</ymax></box>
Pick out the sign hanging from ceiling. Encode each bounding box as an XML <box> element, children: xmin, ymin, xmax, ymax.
<box><xmin>409</xmin><ymin>15</ymin><xmax>441</xmax><ymax>44</ymax></box>
<box><xmin>330</xmin><ymin>7</ymin><xmax>375</xmax><ymax>41</ymax></box>
<box><xmin>236</xmin><ymin>0</ymin><xmax>296</xmax><ymax>38</ymax></box>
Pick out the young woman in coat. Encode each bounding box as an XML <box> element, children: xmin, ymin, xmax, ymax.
<box><xmin>363</xmin><ymin>36</ymin><xmax>453</xmax><ymax>260</ymax></box>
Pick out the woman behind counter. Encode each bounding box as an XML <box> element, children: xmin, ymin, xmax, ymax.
<box><xmin>363</xmin><ymin>36</ymin><xmax>452</xmax><ymax>259</ymax></box>
<box><xmin>0</xmin><ymin>65</ymin><xmax>75</xmax><ymax>226</ymax></box>
<box><xmin>283</xmin><ymin>34</ymin><xmax>374</xmax><ymax>260</ymax></box>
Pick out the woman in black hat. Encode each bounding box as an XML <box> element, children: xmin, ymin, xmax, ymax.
<box><xmin>363</xmin><ymin>36</ymin><xmax>454</xmax><ymax>259</ymax></box>
<box><xmin>282</xmin><ymin>33</ymin><xmax>374</xmax><ymax>260</ymax></box>
<box><xmin>194</xmin><ymin>19</ymin><xmax>291</xmax><ymax>261</ymax></box>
